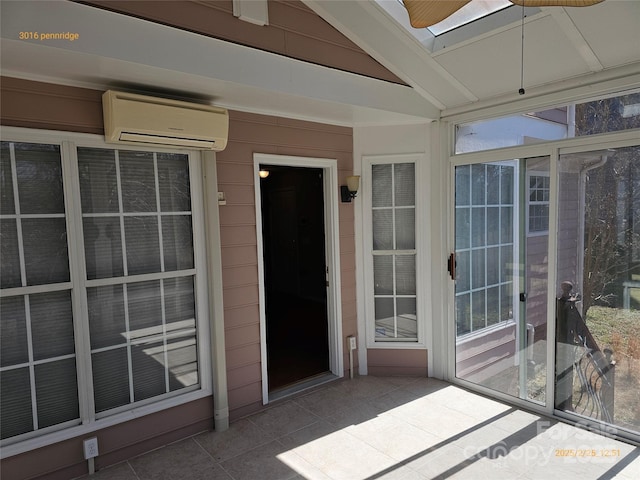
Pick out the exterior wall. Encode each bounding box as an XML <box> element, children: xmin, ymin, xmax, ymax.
<box><xmin>217</xmin><ymin>111</ymin><xmax>355</xmax><ymax>419</ymax></box>
<box><xmin>0</xmin><ymin>76</ymin><xmax>355</xmax><ymax>473</ymax></box>
<box><xmin>367</xmin><ymin>349</ymin><xmax>428</xmax><ymax>376</ymax></box>
<box><xmin>81</xmin><ymin>0</ymin><xmax>404</xmax><ymax>85</ymax></box>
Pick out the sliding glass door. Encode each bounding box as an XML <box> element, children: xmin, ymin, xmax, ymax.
<box><xmin>454</xmin><ymin>157</ymin><xmax>550</xmax><ymax>405</ymax></box>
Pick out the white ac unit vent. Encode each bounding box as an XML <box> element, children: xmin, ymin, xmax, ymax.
<box><xmin>102</xmin><ymin>90</ymin><xmax>229</xmax><ymax>151</ymax></box>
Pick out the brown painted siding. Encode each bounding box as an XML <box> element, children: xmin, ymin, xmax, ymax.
<box><xmin>79</xmin><ymin>0</ymin><xmax>405</xmax><ymax>85</ymax></box>
<box><xmin>2</xmin><ymin>397</ymin><xmax>213</xmax><ymax>480</ymax></box>
<box><xmin>367</xmin><ymin>349</ymin><xmax>428</xmax><ymax>377</ymax></box>
<box><xmin>217</xmin><ymin>110</ymin><xmax>355</xmax><ymax>420</ymax></box>
<box><xmin>0</xmin><ymin>77</ymin><xmax>103</xmax><ymax>134</ymax></box>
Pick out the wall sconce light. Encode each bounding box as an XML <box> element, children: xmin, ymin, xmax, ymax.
<box><xmin>258</xmin><ymin>169</ymin><xmax>270</xmax><ymax>179</ymax></box>
<box><xmin>341</xmin><ymin>175</ymin><xmax>360</xmax><ymax>203</ymax></box>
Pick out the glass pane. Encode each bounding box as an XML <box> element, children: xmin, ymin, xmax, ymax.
<box><xmin>162</xmin><ymin>215</ymin><xmax>194</xmax><ymax>271</ymax></box>
<box><xmin>455</xmin><ymin>165</ymin><xmax>470</xmax><ymax>207</ymax></box>
<box><xmin>501</xmin><ymin>166</ymin><xmax>514</xmax><ymax>204</ymax></box>
<box><xmin>395</xmin><ymin>255</ymin><xmax>416</xmax><ymax>295</ymax></box>
<box><xmin>486</xmin><ymin>247</ymin><xmax>499</xmax><ymax>286</ymax></box>
<box><xmin>0</xmin><ymin>368</ymin><xmax>33</xmax><ymax>439</ymax></box>
<box><xmin>15</xmin><ymin>143</ymin><xmax>64</xmax><ymax>214</ymax></box>
<box><xmin>501</xmin><ymin>207</ymin><xmax>513</xmax><ymax>243</ymax></box>
<box><xmin>373</xmin><ymin>255</ymin><xmax>393</xmax><ymax>295</ymax></box>
<box><xmin>455</xmin><ymin>208</ymin><xmax>470</xmax><ymax>250</ymax></box>
<box><xmin>132</xmin><ymin>338</ymin><xmax>166</xmax><ymax>401</ymax></box>
<box><xmin>92</xmin><ymin>348</ymin><xmax>130</xmax><ymax>413</ymax></box>
<box><xmin>167</xmin><ymin>336</ymin><xmax>198</xmax><ymax>391</ymax></box>
<box><xmin>83</xmin><ymin>217</ymin><xmax>124</xmax><ymax>280</ymax></box>
<box><xmin>486</xmin><ymin>165</ymin><xmax>501</xmax><ymax>205</ymax></box>
<box><xmin>455</xmin><ymin>250</ymin><xmax>470</xmax><ymax>293</ymax></box>
<box><xmin>158</xmin><ymin>154</ymin><xmax>191</xmax><ymax>212</ymax></box>
<box><xmin>456</xmin><ymin>294</ymin><xmax>471</xmax><ymax>336</ymax></box>
<box><xmin>374</xmin><ymin>297</ymin><xmax>394</xmax><ymax>339</ymax></box>
<box><xmin>471</xmin><ymin>208</ymin><xmax>485</xmax><ymax>247</ymax></box>
<box><xmin>164</xmin><ymin>277</ymin><xmax>195</xmax><ymax>325</ymax></box>
<box><xmin>471</xmin><ymin>164</ymin><xmax>485</xmax><ymax>206</ymax></box>
<box><xmin>395</xmin><ymin>209</ymin><xmax>415</xmax><ymax>250</ymax></box>
<box><xmin>22</xmin><ymin>218</ymin><xmax>69</xmax><ymax>285</ymax></box>
<box><xmin>0</xmin><ymin>143</ymin><xmax>15</xmax><ymax>215</ymax></box>
<box><xmin>486</xmin><ymin>287</ymin><xmax>500</xmax><ymax>326</ymax></box>
<box><xmin>372</xmin><ymin>164</ymin><xmax>392</xmax><ymax>208</ymax></box>
<box><xmin>472</xmin><ymin>290</ymin><xmax>486</xmax><ymax>331</ymax></box>
<box><xmin>127</xmin><ymin>280</ymin><xmax>162</xmax><ymax>335</ymax></box>
<box><xmin>120</xmin><ymin>151</ymin><xmax>156</xmax><ymax>213</ymax></box>
<box><xmin>555</xmin><ymin>146</ymin><xmax>640</xmax><ymax>436</ymax></box>
<box><xmin>35</xmin><ymin>358</ymin><xmax>79</xmax><ymax>429</ymax></box>
<box><xmin>486</xmin><ymin>207</ymin><xmax>499</xmax><ymax>245</ymax></box>
<box><xmin>30</xmin><ymin>290</ymin><xmax>74</xmax><ymax>361</ymax></box>
<box><xmin>87</xmin><ymin>285</ymin><xmax>126</xmax><ymax>349</ymax></box>
<box><xmin>394</xmin><ymin>163</ymin><xmax>415</xmax><ymax>207</ymax></box>
<box><xmin>0</xmin><ymin>219</ymin><xmax>21</xmax><ymax>288</ymax></box>
<box><xmin>372</xmin><ymin>209</ymin><xmax>393</xmax><ymax>250</ymax></box>
<box><xmin>471</xmin><ymin>249</ymin><xmax>485</xmax><ymax>289</ymax></box>
<box><xmin>124</xmin><ymin>216</ymin><xmax>161</xmax><ymax>275</ymax></box>
<box><xmin>1</xmin><ymin>296</ymin><xmax>28</xmax><ymax>367</ymax></box>
<box><xmin>78</xmin><ymin>148</ymin><xmax>119</xmax><ymax>213</ymax></box>
<box><xmin>396</xmin><ymin>297</ymin><xmax>417</xmax><ymax>338</ymax></box>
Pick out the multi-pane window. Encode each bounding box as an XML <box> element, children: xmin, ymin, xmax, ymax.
<box><xmin>527</xmin><ymin>172</ymin><xmax>550</xmax><ymax>235</ymax></box>
<box><xmin>0</xmin><ymin>143</ymin><xmax>78</xmax><ymax>440</ymax></box>
<box><xmin>455</xmin><ymin>163</ymin><xmax>515</xmax><ymax>336</ymax></box>
<box><xmin>371</xmin><ymin>163</ymin><xmax>417</xmax><ymax>341</ymax></box>
<box><xmin>78</xmin><ymin>148</ymin><xmax>198</xmax><ymax>414</ymax></box>
<box><xmin>0</xmin><ymin>141</ymin><xmax>202</xmax><ymax>443</ymax></box>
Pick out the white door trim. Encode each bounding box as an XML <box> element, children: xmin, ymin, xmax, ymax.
<box><xmin>253</xmin><ymin>153</ymin><xmax>344</xmax><ymax>404</ymax></box>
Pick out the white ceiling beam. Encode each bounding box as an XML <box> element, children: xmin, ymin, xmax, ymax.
<box><xmin>303</xmin><ymin>0</ymin><xmax>478</xmax><ymax>110</ymax></box>
<box><xmin>546</xmin><ymin>7</ymin><xmax>603</xmax><ymax>73</ymax></box>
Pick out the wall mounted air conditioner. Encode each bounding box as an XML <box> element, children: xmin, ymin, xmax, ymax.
<box><xmin>102</xmin><ymin>90</ymin><xmax>229</xmax><ymax>151</ymax></box>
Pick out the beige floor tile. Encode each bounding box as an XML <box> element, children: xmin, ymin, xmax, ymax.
<box><xmin>277</xmin><ymin>419</ymin><xmax>340</xmax><ymax>451</ymax></box>
<box><xmin>218</xmin><ymin>440</ymin><xmax>299</xmax><ymax>480</ymax></box>
<box><xmin>82</xmin><ymin>462</ymin><xmax>138</xmax><ymax>480</ymax></box>
<box><xmin>194</xmin><ymin>417</ymin><xmax>274</xmax><ymax>462</ymax></box>
<box><xmin>128</xmin><ymin>438</ymin><xmax>230</xmax><ymax>480</ymax></box>
<box><xmin>344</xmin><ymin>413</ymin><xmax>442</xmax><ymax>462</ymax></box>
<box><xmin>248</xmin><ymin>400</ymin><xmax>320</xmax><ymax>438</ymax></box>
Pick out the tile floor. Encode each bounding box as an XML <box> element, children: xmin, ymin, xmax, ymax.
<box><xmin>81</xmin><ymin>376</ymin><xmax>639</xmax><ymax>480</ymax></box>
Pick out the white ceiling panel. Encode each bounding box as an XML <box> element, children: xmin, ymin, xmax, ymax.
<box><xmin>566</xmin><ymin>0</ymin><xmax>640</xmax><ymax>69</ymax></box>
<box><xmin>433</xmin><ymin>15</ymin><xmax>591</xmax><ymax>100</ymax></box>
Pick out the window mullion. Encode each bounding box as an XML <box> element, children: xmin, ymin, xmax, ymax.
<box><xmin>115</xmin><ymin>151</ymin><xmax>128</xmax><ymax>277</ymax></box>
<box><xmin>24</xmin><ymin>295</ymin><xmax>38</xmax><ymax>430</ymax></box>
<box><xmin>9</xmin><ymin>143</ymin><xmax>27</xmax><ymax>287</ymax></box>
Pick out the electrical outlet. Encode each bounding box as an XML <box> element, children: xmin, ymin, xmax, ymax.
<box><xmin>349</xmin><ymin>336</ymin><xmax>357</xmax><ymax>351</ymax></box>
<box><xmin>83</xmin><ymin>437</ymin><xmax>99</xmax><ymax>459</ymax></box>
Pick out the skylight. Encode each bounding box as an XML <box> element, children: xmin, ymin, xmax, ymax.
<box><xmin>423</xmin><ymin>0</ymin><xmax>513</xmax><ymax>36</ymax></box>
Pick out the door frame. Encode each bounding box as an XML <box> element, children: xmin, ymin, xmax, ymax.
<box><xmin>253</xmin><ymin>153</ymin><xmax>344</xmax><ymax>404</ymax></box>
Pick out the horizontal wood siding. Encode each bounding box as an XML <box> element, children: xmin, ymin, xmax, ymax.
<box><xmin>218</xmin><ymin>110</ymin><xmax>354</xmax><ymax>420</ymax></box>
<box><xmin>367</xmin><ymin>349</ymin><xmax>428</xmax><ymax>377</ymax></box>
<box><xmin>1</xmin><ymin>397</ymin><xmax>213</xmax><ymax>480</ymax></box>
<box><xmin>80</xmin><ymin>0</ymin><xmax>404</xmax><ymax>84</ymax></box>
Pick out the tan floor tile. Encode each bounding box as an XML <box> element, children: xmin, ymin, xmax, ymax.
<box><xmin>128</xmin><ymin>438</ymin><xmax>230</xmax><ymax>480</ymax></box>
<box><xmin>194</xmin><ymin>418</ymin><xmax>274</xmax><ymax>462</ymax></box>
<box><xmin>218</xmin><ymin>440</ymin><xmax>299</xmax><ymax>480</ymax></box>
<box><xmin>81</xmin><ymin>462</ymin><xmax>138</xmax><ymax>480</ymax></box>
<box><xmin>248</xmin><ymin>400</ymin><xmax>320</xmax><ymax>437</ymax></box>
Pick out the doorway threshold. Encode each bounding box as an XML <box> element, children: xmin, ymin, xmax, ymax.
<box><xmin>268</xmin><ymin>372</ymin><xmax>338</xmax><ymax>403</ymax></box>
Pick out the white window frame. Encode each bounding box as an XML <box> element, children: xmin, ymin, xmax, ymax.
<box><xmin>363</xmin><ymin>153</ymin><xmax>428</xmax><ymax>349</ymax></box>
<box><xmin>526</xmin><ymin>170</ymin><xmax>550</xmax><ymax>236</ymax></box>
<box><xmin>0</xmin><ymin>127</ymin><xmax>212</xmax><ymax>458</ymax></box>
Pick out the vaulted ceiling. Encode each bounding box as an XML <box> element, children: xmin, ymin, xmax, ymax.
<box><xmin>305</xmin><ymin>0</ymin><xmax>640</xmax><ymax>116</ymax></box>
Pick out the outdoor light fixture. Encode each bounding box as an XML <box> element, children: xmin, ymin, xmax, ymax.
<box><xmin>259</xmin><ymin>169</ymin><xmax>270</xmax><ymax>179</ymax></box>
<box><xmin>341</xmin><ymin>175</ymin><xmax>360</xmax><ymax>203</ymax></box>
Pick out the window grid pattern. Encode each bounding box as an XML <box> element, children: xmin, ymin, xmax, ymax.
<box><xmin>372</xmin><ymin>163</ymin><xmax>417</xmax><ymax>341</ymax></box>
<box><xmin>0</xmin><ymin>142</ymin><xmax>78</xmax><ymax>440</ymax></box>
<box><xmin>455</xmin><ymin>163</ymin><xmax>515</xmax><ymax>337</ymax></box>
<box><xmin>78</xmin><ymin>148</ymin><xmax>198</xmax><ymax>414</ymax></box>
<box><xmin>528</xmin><ymin>173</ymin><xmax>550</xmax><ymax>234</ymax></box>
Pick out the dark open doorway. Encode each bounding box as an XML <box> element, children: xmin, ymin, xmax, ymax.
<box><xmin>259</xmin><ymin>164</ymin><xmax>330</xmax><ymax>392</ymax></box>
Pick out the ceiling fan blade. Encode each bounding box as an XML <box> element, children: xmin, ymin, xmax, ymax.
<box><xmin>403</xmin><ymin>0</ymin><xmax>471</xmax><ymax>29</ymax></box>
<box><xmin>510</xmin><ymin>0</ymin><xmax>604</xmax><ymax>6</ymax></box>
